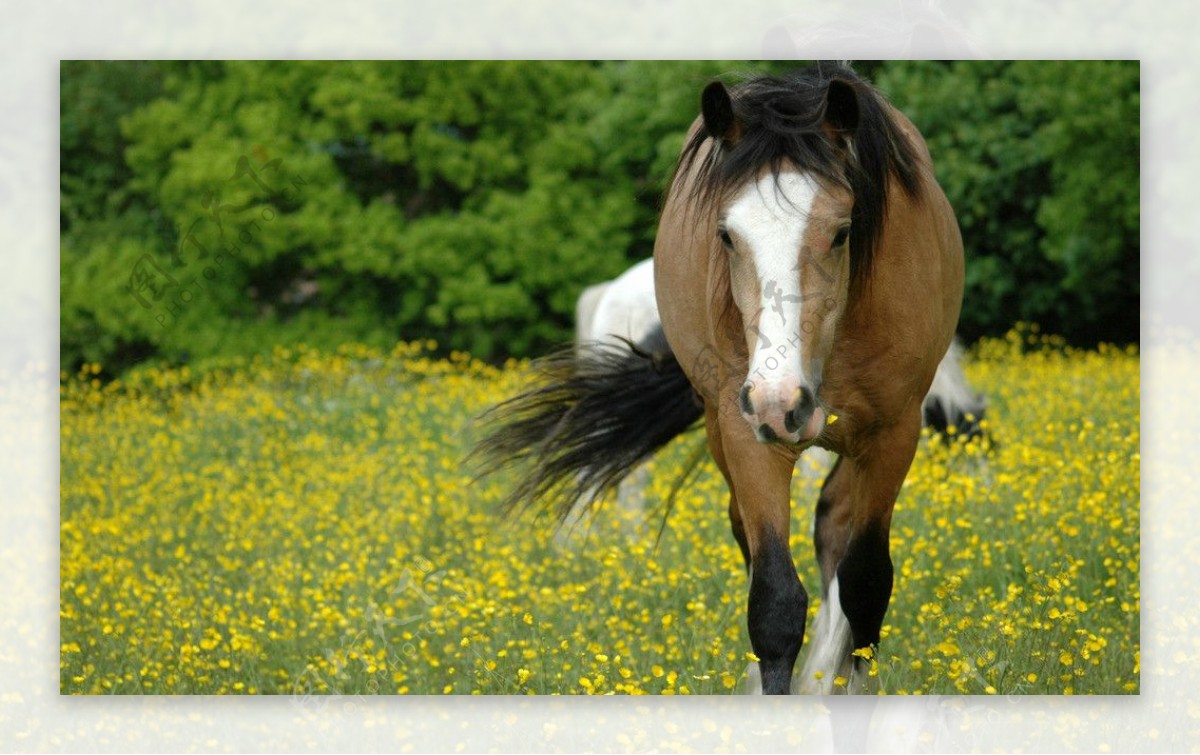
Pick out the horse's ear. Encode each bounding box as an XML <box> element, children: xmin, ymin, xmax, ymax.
<box><xmin>701</xmin><ymin>81</ymin><xmax>742</xmax><ymax>145</ymax></box>
<box><xmin>823</xmin><ymin>78</ymin><xmax>860</xmax><ymax>140</ymax></box>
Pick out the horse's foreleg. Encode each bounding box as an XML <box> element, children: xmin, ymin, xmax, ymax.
<box><xmin>716</xmin><ymin>409</ymin><xmax>805</xmax><ymax>695</ymax></box>
<box><xmin>842</xmin><ymin>420</ymin><xmax>919</xmax><ymax>644</ymax></box>
<box><xmin>800</xmin><ymin>416</ymin><xmax>920</xmax><ymax>694</ymax></box>
<box><xmin>796</xmin><ymin>455</ymin><xmax>855</xmax><ymax>693</ymax></box>
<box><xmin>747</xmin><ymin>525</ymin><xmax>808</xmax><ymax>694</ymax></box>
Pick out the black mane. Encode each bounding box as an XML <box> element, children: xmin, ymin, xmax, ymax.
<box><xmin>675</xmin><ymin>62</ymin><xmax>923</xmax><ymax>291</ymax></box>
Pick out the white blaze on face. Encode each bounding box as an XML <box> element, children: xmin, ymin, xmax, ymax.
<box><xmin>725</xmin><ymin>171</ymin><xmax>820</xmax><ymax>435</ymax></box>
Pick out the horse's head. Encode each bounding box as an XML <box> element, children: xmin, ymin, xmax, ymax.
<box><xmin>719</xmin><ymin>162</ymin><xmax>850</xmax><ymax>445</ymax></box>
<box><xmin>687</xmin><ymin>68</ymin><xmax>916</xmax><ymax>445</ymax></box>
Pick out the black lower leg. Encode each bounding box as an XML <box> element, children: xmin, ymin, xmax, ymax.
<box><xmin>747</xmin><ymin>533</ymin><xmax>808</xmax><ymax>694</ymax></box>
<box><xmin>835</xmin><ymin>524</ymin><xmax>894</xmax><ymax>651</ymax></box>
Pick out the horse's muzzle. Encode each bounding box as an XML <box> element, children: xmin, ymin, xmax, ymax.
<box><xmin>740</xmin><ymin>381</ymin><xmax>826</xmax><ymax>445</ymax></box>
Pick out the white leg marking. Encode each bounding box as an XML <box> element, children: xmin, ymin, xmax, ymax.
<box><xmin>743</xmin><ymin>661</ymin><xmax>763</xmax><ymax>695</ymax></box>
<box><xmin>797</xmin><ymin>577</ymin><xmax>855</xmax><ymax>694</ymax></box>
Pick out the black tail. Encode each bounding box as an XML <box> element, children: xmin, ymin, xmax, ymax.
<box><xmin>471</xmin><ymin>326</ymin><xmax>703</xmax><ymax>523</ymax></box>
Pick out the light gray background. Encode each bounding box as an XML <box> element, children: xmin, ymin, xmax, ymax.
<box><xmin>6</xmin><ymin>0</ymin><xmax>1187</xmax><ymax>751</ymax></box>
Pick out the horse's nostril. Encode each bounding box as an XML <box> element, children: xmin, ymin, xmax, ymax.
<box><xmin>784</xmin><ymin>387</ymin><xmax>816</xmax><ymax>433</ymax></box>
<box><xmin>739</xmin><ymin>383</ymin><xmax>754</xmax><ymax>415</ymax></box>
<box><xmin>784</xmin><ymin>407</ymin><xmax>800</xmax><ymax>433</ymax></box>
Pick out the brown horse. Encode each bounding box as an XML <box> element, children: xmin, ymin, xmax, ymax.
<box><xmin>475</xmin><ymin>62</ymin><xmax>963</xmax><ymax>695</ymax></box>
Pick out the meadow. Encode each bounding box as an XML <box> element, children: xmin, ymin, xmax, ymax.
<box><xmin>59</xmin><ymin>327</ymin><xmax>1139</xmax><ymax>695</ymax></box>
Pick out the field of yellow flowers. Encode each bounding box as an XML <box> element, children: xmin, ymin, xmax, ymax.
<box><xmin>60</xmin><ymin>327</ymin><xmax>1139</xmax><ymax>695</ymax></box>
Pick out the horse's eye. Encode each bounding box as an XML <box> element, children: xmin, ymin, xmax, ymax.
<box><xmin>832</xmin><ymin>226</ymin><xmax>850</xmax><ymax>249</ymax></box>
<box><xmin>717</xmin><ymin>228</ymin><xmax>734</xmax><ymax>249</ymax></box>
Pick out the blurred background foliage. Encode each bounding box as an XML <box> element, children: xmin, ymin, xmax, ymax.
<box><xmin>60</xmin><ymin>60</ymin><xmax>1139</xmax><ymax>375</ymax></box>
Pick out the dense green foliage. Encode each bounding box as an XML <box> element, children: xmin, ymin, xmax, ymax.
<box><xmin>875</xmin><ymin>61</ymin><xmax>1140</xmax><ymax>345</ymax></box>
<box><xmin>61</xmin><ymin>61</ymin><xmax>1139</xmax><ymax>374</ymax></box>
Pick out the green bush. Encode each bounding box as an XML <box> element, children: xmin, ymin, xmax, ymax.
<box><xmin>875</xmin><ymin>61</ymin><xmax>1139</xmax><ymax>345</ymax></box>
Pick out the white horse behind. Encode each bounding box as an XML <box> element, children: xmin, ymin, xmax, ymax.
<box><xmin>575</xmin><ymin>257</ymin><xmax>661</xmax><ymax>355</ymax></box>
